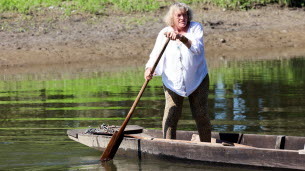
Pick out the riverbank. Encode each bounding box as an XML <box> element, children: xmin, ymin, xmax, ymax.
<box><xmin>0</xmin><ymin>4</ymin><xmax>305</xmax><ymax>74</ymax></box>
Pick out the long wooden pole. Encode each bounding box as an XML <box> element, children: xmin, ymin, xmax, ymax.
<box><xmin>100</xmin><ymin>38</ymin><xmax>170</xmax><ymax>161</ymax></box>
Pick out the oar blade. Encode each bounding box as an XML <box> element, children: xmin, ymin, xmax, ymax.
<box><xmin>100</xmin><ymin>131</ymin><xmax>124</xmax><ymax>161</ymax></box>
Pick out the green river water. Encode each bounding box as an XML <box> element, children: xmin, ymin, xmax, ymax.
<box><xmin>0</xmin><ymin>57</ymin><xmax>305</xmax><ymax>170</ymax></box>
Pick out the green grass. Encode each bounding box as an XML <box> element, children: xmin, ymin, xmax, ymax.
<box><xmin>110</xmin><ymin>0</ymin><xmax>160</xmax><ymax>12</ymax></box>
<box><xmin>198</xmin><ymin>0</ymin><xmax>305</xmax><ymax>9</ymax></box>
<box><xmin>0</xmin><ymin>0</ymin><xmax>304</xmax><ymax>15</ymax></box>
<box><xmin>0</xmin><ymin>0</ymin><xmax>161</xmax><ymax>15</ymax></box>
<box><xmin>3</xmin><ymin>116</ymin><xmax>161</xmax><ymax>121</ymax></box>
<box><xmin>0</xmin><ymin>0</ymin><xmax>61</xmax><ymax>14</ymax></box>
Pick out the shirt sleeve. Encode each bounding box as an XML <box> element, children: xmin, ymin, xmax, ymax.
<box><xmin>145</xmin><ymin>28</ymin><xmax>168</xmax><ymax>76</ymax></box>
<box><xmin>187</xmin><ymin>22</ymin><xmax>204</xmax><ymax>55</ymax></box>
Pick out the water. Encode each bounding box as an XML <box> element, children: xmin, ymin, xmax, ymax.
<box><xmin>0</xmin><ymin>57</ymin><xmax>305</xmax><ymax>170</ymax></box>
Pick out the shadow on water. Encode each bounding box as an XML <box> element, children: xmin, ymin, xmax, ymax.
<box><xmin>0</xmin><ymin>56</ymin><xmax>305</xmax><ymax>170</ymax></box>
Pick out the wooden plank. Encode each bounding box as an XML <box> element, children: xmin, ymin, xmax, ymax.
<box><xmin>67</xmin><ymin>129</ymin><xmax>86</xmax><ymax>138</ymax></box>
<box><xmin>139</xmin><ymin>138</ymin><xmax>305</xmax><ymax>170</ymax></box>
<box><xmin>285</xmin><ymin>136</ymin><xmax>305</xmax><ymax>150</ymax></box>
<box><xmin>191</xmin><ymin>134</ymin><xmax>254</xmax><ymax>148</ymax></box>
<box><xmin>275</xmin><ymin>135</ymin><xmax>285</xmax><ymax>149</ymax></box>
<box><xmin>299</xmin><ymin>150</ymin><xmax>305</xmax><ymax>155</ymax></box>
<box><xmin>240</xmin><ymin>134</ymin><xmax>278</xmax><ymax>148</ymax></box>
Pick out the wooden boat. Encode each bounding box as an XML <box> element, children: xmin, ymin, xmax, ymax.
<box><xmin>67</xmin><ymin>125</ymin><xmax>305</xmax><ymax>170</ymax></box>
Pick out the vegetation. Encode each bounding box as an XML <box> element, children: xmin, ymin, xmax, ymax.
<box><xmin>0</xmin><ymin>0</ymin><xmax>160</xmax><ymax>15</ymax></box>
<box><xmin>197</xmin><ymin>0</ymin><xmax>305</xmax><ymax>9</ymax></box>
<box><xmin>0</xmin><ymin>0</ymin><xmax>304</xmax><ymax>15</ymax></box>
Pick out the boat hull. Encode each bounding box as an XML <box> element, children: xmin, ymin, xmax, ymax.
<box><xmin>67</xmin><ymin>128</ymin><xmax>305</xmax><ymax>170</ymax></box>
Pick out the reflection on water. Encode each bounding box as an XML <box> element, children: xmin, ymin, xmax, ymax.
<box><xmin>68</xmin><ymin>156</ymin><xmax>259</xmax><ymax>171</ymax></box>
<box><xmin>209</xmin><ymin>57</ymin><xmax>305</xmax><ymax>136</ymax></box>
<box><xmin>0</xmin><ymin>57</ymin><xmax>305</xmax><ymax>170</ymax></box>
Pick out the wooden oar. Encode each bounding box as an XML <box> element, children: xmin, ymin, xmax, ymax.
<box><xmin>100</xmin><ymin>37</ymin><xmax>170</xmax><ymax>161</ymax></box>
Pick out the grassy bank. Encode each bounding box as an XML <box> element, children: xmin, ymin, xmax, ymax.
<box><xmin>0</xmin><ymin>0</ymin><xmax>304</xmax><ymax>15</ymax></box>
<box><xmin>0</xmin><ymin>0</ymin><xmax>160</xmax><ymax>15</ymax></box>
<box><xmin>198</xmin><ymin>0</ymin><xmax>305</xmax><ymax>9</ymax></box>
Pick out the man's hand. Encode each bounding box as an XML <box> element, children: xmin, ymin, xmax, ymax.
<box><xmin>144</xmin><ymin>67</ymin><xmax>155</xmax><ymax>81</ymax></box>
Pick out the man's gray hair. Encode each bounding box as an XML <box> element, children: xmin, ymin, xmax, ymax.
<box><xmin>163</xmin><ymin>2</ymin><xmax>193</xmax><ymax>27</ymax></box>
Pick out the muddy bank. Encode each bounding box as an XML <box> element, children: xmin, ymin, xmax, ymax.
<box><xmin>0</xmin><ymin>5</ymin><xmax>305</xmax><ymax>74</ymax></box>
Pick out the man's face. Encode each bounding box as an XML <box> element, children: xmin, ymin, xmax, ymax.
<box><xmin>173</xmin><ymin>9</ymin><xmax>188</xmax><ymax>30</ymax></box>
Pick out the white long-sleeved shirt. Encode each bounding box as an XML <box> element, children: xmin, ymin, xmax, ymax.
<box><xmin>145</xmin><ymin>21</ymin><xmax>208</xmax><ymax>97</ymax></box>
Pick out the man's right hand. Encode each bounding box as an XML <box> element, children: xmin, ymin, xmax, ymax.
<box><xmin>144</xmin><ymin>67</ymin><xmax>154</xmax><ymax>81</ymax></box>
